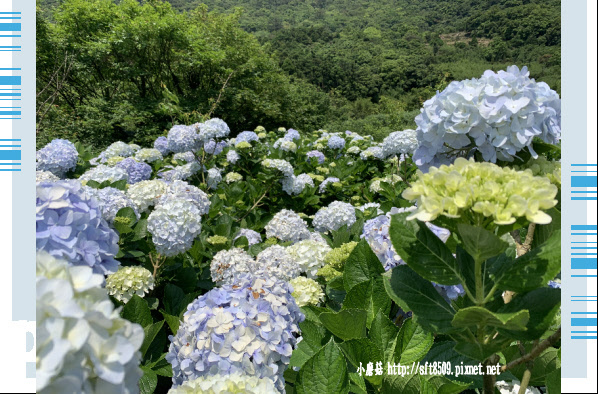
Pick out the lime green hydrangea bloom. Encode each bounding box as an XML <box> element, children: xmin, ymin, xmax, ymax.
<box><xmin>225</xmin><ymin>172</ymin><xmax>243</xmax><ymax>184</ymax></box>
<box><xmin>236</xmin><ymin>141</ymin><xmax>252</xmax><ymax>149</ymax></box>
<box><xmin>207</xmin><ymin>235</ymin><xmax>228</xmax><ymax>245</ymax></box>
<box><xmin>370</xmin><ymin>174</ymin><xmax>402</xmax><ymax>193</ymax></box>
<box><xmin>308</xmin><ymin>173</ymin><xmax>325</xmax><ymax>182</ymax></box>
<box><xmin>513</xmin><ymin>156</ymin><xmax>561</xmax><ymax>187</ymax></box>
<box><xmin>106</xmin><ymin>266</ymin><xmax>155</xmax><ymax>303</ymax></box>
<box><xmin>317</xmin><ymin>241</ymin><xmax>358</xmax><ymax>281</ymax></box>
<box><xmin>106</xmin><ymin>156</ymin><xmax>125</xmax><ymax>166</ymax></box>
<box><xmin>254</xmin><ymin>125</ymin><xmax>266</xmax><ymax>133</ymax></box>
<box><xmin>258</xmin><ymin>132</ymin><xmax>267</xmax><ymax>139</ymax></box>
<box><xmin>290</xmin><ymin>277</ymin><xmax>325</xmax><ymax>307</ymax></box>
<box><xmin>316</xmin><ymin>166</ymin><xmax>329</xmax><ymax>174</ymax></box>
<box><xmin>402</xmin><ymin>158</ymin><xmax>558</xmax><ymax>227</ymax></box>
<box><xmin>264</xmin><ymin>237</ymin><xmax>279</xmax><ymax>246</ymax></box>
<box><xmin>167</xmin><ymin>372</ymin><xmax>279</xmax><ymax>394</ymax></box>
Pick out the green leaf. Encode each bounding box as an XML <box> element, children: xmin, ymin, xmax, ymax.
<box><xmin>343</xmin><ymin>239</ymin><xmax>384</xmax><ymax>292</ymax></box>
<box><xmin>546</xmin><ymin>367</ymin><xmax>561</xmax><ymax>394</ymax></box>
<box><xmin>339</xmin><ymin>339</ymin><xmax>384</xmax><ymax>385</ymax></box>
<box><xmin>370</xmin><ymin>310</ymin><xmax>400</xmax><ymax>364</ymax></box>
<box><xmin>139</xmin><ymin>367</ymin><xmax>158</xmax><ymax>394</ymax></box>
<box><xmin>498</xmin><ymin>287</ymin><xmax>561</xmax><ymax>340</ymax></box>
<box><xmin>289</xmin><ymin>320</ymin><xmax>331</xmax><ymax>369</ymax></box>
<box><xmin>382</xmin><ymin>370</ymin><xmax>421</xmax><ymax>393</ymax></box>
<box><xmin>383</xmin><ymin>266</ymin><xmax>456</xmax><ymax>334</ymax></box>
<box><xmin>504</xmin><ymin>346</ymin><xmax>560</xmax><ymax>386</ymax></box>
<box><xmin>496</xmin><ymin>230</ymin><xmax>561</xmax><ymax>292</ymax></box>
<box><xmin>389</xmin><ymin>212</ymin><xmax>460</xmax><ymax>285</ymax></box>
<box><xmin>531</xmin><ymin>207</ymin><xmax>561</xmax><ymax>249</ymax></box>
<box><xmin>145</xmin><ymin>353</ymin><xmax>173</xmax><ymax>377</ymax></box>
<box><xmin>396</xmin><ymin>318</ymin><xmax>434</xmax><ymax>364</ymax></box>
<box><xmin>131</xmin><ymin>218</ymin><xmax>148</xmax><ymax>241</ymax></box>
<box><xmin>452</xmin><ymin>306</ymin><xmax>529</xmax><ymax>331</ymax></box>
<box><xmin>110</xmin><ymin>179</ymin><xmax>128</xmax><ymax>191</ymax></box>
<box><xmin>422</xmin><ymin>341</ymin><xmax>483</xmax><ymax>388</ymax></box>
<box><xmin>318</xmin><ymin>309</ymin><xmax>367</xmax><ymax>341</ymax></box>
<box><xmin>163</xmin><ymin>284</ymin><xmax>186</xmax><ymax>316</ymax></box>
<box><xmin>122</xmin><ymin>295</ymin><xmax>152</xmax><ymax>327</ymax></box>
<box><xmin>301</xmin><ymin>305</ymin><xmax>328</xmax><ymax>323</ymax></box>
<box><xmin>348</xmin><ymin>373</ymin><xmax>367</xmax><ymax>394</ymax></box>
<box><xmin>296</xmin><ymin>339</ymin><xmax>349</xmax><ymax>394</ymax></box>
<box><xmin>421</xmin><ymin>375</ymin><xmax>471</xmax><ymax>394</ymax></box>
<box><xmin>342</xmin><ymin>278</ymin><xmax>391</xmax><ymax>328</ymax></box>
<box><xmin>453</xmin><ymin>337</ymin><xmax>512</xmax><ymax>362</ymax></box>
<box><xmin>140</xmin><ymin>321</ymin><xmax>164</xmax><ymax>358</ymax></box>
<box><xmin>161</xmin><ymin>311</ymin><xmax>180</xmax><ymax>334</ymax></box>
<box><xmin>457</xmin><ymin>224</ymin><xmax>508</xmax><ymax>263</ymax></box>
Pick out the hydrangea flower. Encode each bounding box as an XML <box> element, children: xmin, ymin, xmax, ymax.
<box><xmin>160</xmin><ymin>180</ymin><xmax>211</xmax><ymax>215</ymax></box>
<box><xmin>166</xmin><ymin>275</ymin><xmax>304</xmax><ymax>391</ymax></box>
<box><xmin>172</xmin><ymin>151</ymin><xmax>197</xmax><ymax>164</ymax></box>
<box><xmin>115</xmin><ymin>158</ymin><xmax>152</xmax><ymax>184</ymax></box>
<box><xmin>327</xmin><ymin>135</ymin><xmax>346</xmax><ymax>150</ymax></box>
<box><xmin>319</xmin><ymin>177</ymin><xmax>340</xmax><ymax>193</ymax></box>
<box><xmin>36</xmin><ymin>170</ymin><xmax>60</xmax><ymax>183</ymax></box>
<box><xmin>105</xmin><ymin>156</ymin><xmax>125</xmax><ymax>166</ymax></box>
<box><xmin>285</xmin><ymin>128</ymin><xmax>300</xmax><ymax>141</ymax></box>
<box><xmin>226</xmin><ymin>150</ymin><xmax>240</xmax><ymax>164</ymax></box>
<box><xmin>262</xmin><ymin>159</ymin><xmax>294</xmax><ymax>177</ymax></box>
<box><xmin>513</xmin><ymin>156</ymin><xmax>561</xmax><ymax>187</ymax></box>
<box><xmin>204</xmin><ymin>139</ymin><xmax>228</xmax><ymax>155</ymax></box>
<box><xmin>402</xmin><ymin>158</ymin><xmax>559</xmax><ymax>226</ymax></box>
<box><xmin>360</xmin><ymin>146</ymin><xmax>385</xmax><ymax>160</ymax></box>
<box><xmin>167</xmin><ymin>372</ymin><xmax>280</xmax><ymax>394</ymax></box>
<box><xmin>495</xmin><ymin>380</ymin><xmax>541</xmax><ymax>394</ymax></box>
<box><xmin>306</xmin><ymin>150</ymin><xmax>325</xmax><ymax>164</ymax></box>
<box><xmin>36</xmin><ymin>251</ymin><xmax>143</xmax><ymax>393</ymax></box>
<box><xmin>147</xmin><ymin>198</ymin><xmax>203</xmax><ymax>257</ymax></box>
<box><xmin>287</xmin><ymin>240</ymin><xmax>332</xmax><ymax>278</ymax></box>
<box><xmin>135</xmin><ymin>148</ymin><xmax>163</xmax><ymax>163</ymax></box>
<box><xmin>255</xmin><ymin>126</ymin><xmax>266</xmax><ymax>133</ymax></box>
<box><xmin>382</xmin><ymin>129</ymin><xmax>418</xmax><ymax>157</ymax></box>
<box><xmin>433</xmin><ymin>283</ymin><xmax>466</xmax><ymax>303</ymax></box>
<box><xmin>207</xmin><ymin>168</ymin><xmax>222</xmax><ymax>190</ymax></box>
<box><xmin>317</xmin><ymin>242</ymin><xmax>358</xmax><ymax>281</ymax></box>
<box><xmin>79</xmin><ymin>165</ymin><xmax>129</xmax><ymax>184</ymax></box>
<box><xmin>105</xmin><ymin>266</ymin><xmax>155</xmax><ymax>303</ymax></box>
<box><xmin>225</xmin><ymin>172</ymin><xmax>243</xmax><ymax>184</ymax></box>
<box><xmin>36</xmin><ymin>139</ymin><xmax>79</xmax><ymax>177</ymax></box>
<box><xmin>346</xmin><ymin>146</ymin><xmax>361</xmax><ymax>155</ymax></box>
<box><xmin>99</xmin><ymin>141</ymin><xmax>135</xmax><ymax>162</ymax></box>
<box><xmin>167</xmin><ymin>125</ymin><xmax>201</xmax><ymax>153</ymax></box>
<box><xmin>197</xmin><ymin>118</ymin><xmax>230</xmax><ymax>141</ymax></box>
<box><xmin>36</xmin><ymin>181</ymin><xmax>120</xmax><ymax>276</ymax></box>
<box><xmin>264</xmin><ymin>209</ymin><xmax>311</xmax><ymax>243</ymax></box>
<box><xmin>233</xmin><ymin>229</ymin><xmax>262</xmax><ymax>246</ymax></box>
<box><xmin>413</xmin><ymin>65</ymin><xmax>561</xmax><ymax>167</ymax></box>
<box><xmin>84</xmin><ymin>186</ymin><xmax>139</xmax><ymax>223</ymax></box>
<box><xmin>281</xmin><ymin>173</ymin><xmax>314</xmax><ymax>195</ymax></box>
<box><xmin>154</xmin><ymin>136</ymin><xmax>170</xmax><ymax>155</ymax></box>
<box><xmin>255</xmin><ymin>245</ymin><xmax>301</xmax><ymax>281</ymax></box>
<box><xmin>313</xmin><ymin>201</ymin><xmax>356</xmax><ymax>232</ymax></box>
<box><xmin>548</xmin><ymin>279</ymin><xmax>561</xmax><ymax>289</ymax></box>
<box><xmin>235</xmin><ymin>131</ymin><xmax>259</xmax><ymax>146</ymax></box>
<box><xmin>358</xmin><ymin>202</ymin><xmax>382</xmax><ymax>214</ymax></box>
<box><xmin>290</xmin><ymin>277</ymin><xmax>325</xmax><ymax>307</ymax></box>
<box><xmin>210</xmin><ymin>248</ymin><xmax>255</xmax><ymax>285</ymax></box>
<box><xmin>370</xmin><ymin>174</ymin><xmax>403</xmax><ymax>193</ymax></box>
<box><xmin>126</xmin><ymin>179</ymin><xmax>167</xmax><ymax>213</ymax></box>
<box><xmin>273</xmin><ymin>138</ymin><xmax>297</xmax><ymax>152</ymax></box>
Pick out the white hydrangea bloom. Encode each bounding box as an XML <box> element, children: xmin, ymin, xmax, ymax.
<box><xmin>495</xmin><ymin>380</ymin><xmax>541</xmax><ymax>394</ymax></box>
<box><xmin>36</xmin><ymin>251</ymin><xmax>144</xmax><ymax>393</ymax></box>
<box><xmin>313</xmin><ymin>201</ymin><xmax>357</xmax><ymax>232</ymax></box>
<box><xmin>167</xmin><ymin>372</ymin><xmax>280</xmax><ymax>394</ymax></box>
<box><xmin>262</xmin><ymin>159</ymin><xmax>294</xmax><ymax>177</ymax></box>
<box><xmin>79</xmin><ymin>165</ymin><xmax>129</xmax><ymax>184</ymax></box>
<box><xmin>207</xmin><ymin>168</ymin><xmax>222</xmax><ymax>190</ymax></box>
<box><xmin>274</xmin><ymin>138</ymin><xmax>297</xmax><ymax>152</ymax></box>
<box><xmin>225</xmin><ymin>172</ymin><xmax>243</xmax><ymax>183</ymax></box>
<box><xmin>382</xmin><ymin>129</ymin><xmax>418</xmax><ymax>157</ymax></box>
<box><xmin>234</xmin><ymin>228</ymin><xmax>262</xmax><ymax>246</ymax></box>
<box><xmin>126</xmin><ymin>179</ymin><xmax>167</xmax><ymax>213</ymax></box>
<box><xmin>135</xmin><ymin>148</ymin><xmax>163</xmax><ymax>163</ymax></box>
<box><xmin>226</xmin><ymin>150</ymin><xmax>240</xmax><ymax>164</ymax></box>
<box><xmin>281</xmin><ymin>173</ymin><xmax>314</xmax><ymax>195</ymax></box>
<box><xmin>99</xmin><ymin>141</ymin><xmax>135</xmax><ymax>162</ymax></box>
<box><xmin>287</xmin><ymin>240</ymin><xmax>332</xmax><ymax>278</ymax></box>
<box><xmin>196</xmin><ymin>118</ymin><xmax>230</xmax><ymax>141</ymax></box>
<box><xmin>106</xmin><ymin>266</ymin><xmax>155</xmax><ymax>303</ymax></box>
<box><xmin>36</xmin><ymin>170</ymin><xmax>60</xmax><ymax>183</ymax></box>
<box><xmin>210</xmin><ymin>248</ymin><xmax>255</xmax><ymax>285</ymax></box>
<box><xmin>147</xmin><ymin>198</ymin><xmax>203</xmax><ymax>257</ymax></box>
<box><xmin>290</xmin><ymin>277</ymin><xmax>325</xmax><ymax>307</ymax></box>
<box><xmin>360</xmin><ymin>146</ymin><xmax>385</xmax><ymax>160</ymax></box>
<box><xmin>265</xmin><ymin>209</ymin><xmax>311</xmax><ymax>243</ymax></box>
<box><xmin>370</xmin><ymin>174</ymin><xmax>402</xmax><ymax>193</ymax></box>
<box><xmin>255</xmin><ymin>245</ymin><xmax>300</xmax><ymax>281</ymax></box>
<box><xmin>346</xmin><ymin>145</ymin><xmax>361</xmax><ymax>155</ymax></box>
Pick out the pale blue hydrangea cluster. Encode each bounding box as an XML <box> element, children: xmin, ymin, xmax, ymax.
<box><xmin>210</xmin><ymin>248</ymin><xmax>255</xmax><ymax>285</ymax></box>
<box><xmin>115</xmin><ymin>158</ymin><xmax>152</xmax><ymax>184</ymax></box>
<box><xmin>36</xmin><ymin>180</ymin><xmax>120</xmax><ymax>276</ymax></box>
<box><xmin>36</xmin><ymin>170</ymin><xmax>60</xmax><ymax>183</ymax></box>
<box><xmin>234</xmin><ymin>228</ymin><xmax>262</xmax><ymax>246</ymax></box>
<box><xmin>36</xmin><ymin>251</ymin><xmax>144</xmax><ymax>394</ymax></box>
<box><xmin>548</xmin><ymin>280</ymin><xmax>561</xmax><ymax>289</ymax></box>
<box><xmin>281</xmin><ymin>173</ymin><xmax>314</xmax><ymax>195</ymax></box>
<box><xmin>126</xmin><ymin>179</ymin><xmax>167</xmax><ymax>213</ymax></box>
<box><xmin>226</xmin><ymin>150</ymin><xmax>240</xmax><ymax>164</ymax></box>
<box><xmin>172</xmin><ymin>151</ymin><xmax>196</xmax><ymax>164</ymax></box>
<box><xmin>197</xmin><ymin>118</ymin><xmax>230</xmax><ymax>141</ymax></box>
<box><xmin>255</xmin><ymin>245</ymin><xmax>301</xmax><ymax>281</ymax></box>
<box><xmin>313</xmin><ymin>201</ymin><xmax>356</xmax><ymax>232</ymax></box>
<box><xmin>147</xmin><ymin>198</ymin><xmax>203</xmax><ymax>257</ymax></box>
<box><xmin>318</xmin><ymin>177</ymin><xmax>340</xmax><ymax>193</ymax></box>
<box><xmin>36</xmin><ymin>139</ymin><xmax>79</xmax><ymax>177</ymax></box>
<box><xmin>360</xmin><ymin>146</ymin><xmax>385</xmax><ymax>160</ymax></box>
<box><xmin>381</xmin><ymin>129</ymin><xmax>418</xmax><ymax>157</ymax></box>
<box><xmin>264</xmin><ymin>209</ymin><xmax>311</xmax><ymax>243</ymax></box>
<box><xmin>235</xmin><ymin>131</ymin><xmax>259</xmax><ymax>146</ymax></box>
<box><xmin>79</xmin><ymin>165</ymin><xmax>129</xmax><ymax>184</ymax></box>
<box><xmin>154</xmin><ymin>136</ymin><xmax>170</xmax><ymax>155</ymax></box>
<box><xmin>167</xmin><ymin>125</ymin><xmax>201</xmax><ymax>154</ymax></box>
<box><xmin>84</xmin><ymin>186</ymin><xmax>139</xmax><ymax>223</ymax></box>
<box><xmin>285</xmin><ymin>128</ymin><xmax>300</xmax><ymax>141</ymax></box>
<box><xmin>166</xmin><ymin>274</ymin><xmax>304</xmax><ymax>391</ymax></box>
<box><xmin>135</xmin><ymin>148</ymin><xmax>163</xmax><ymax>163</ymax></box>
<box><xmin>262</xmin><ymin>159</ymin><xmax>294</xmax><ymax>177</ymax></box>
<box><xmin>159</xmin><ymin>162</ymin><xmax>202</xmax><ymax>182</ymax></box>
<box><xmin>160</xmin><ymin>180</ymin><xmax>211</xmax><ymax>215</ymax></box>
<box><xmin>204</xmin><ymin>139</ymin><xmax>227</xmax><ymax>155</ymax></box>
<box><xmin>306</xmin><ymin>150</ymin><xmax>325</xmax><ymax>164</ymax></box>
<box><xmin>414</xmin><ymin>65</ymin><xmax>561</xmax><ymax>167</ymax></box>
<box><xmin>207</xmin><ymin>168</ymin><xmax>222</xmax><ymax>190</ymax></box>
<box><xmin>327</xmin><ymin>135</ymin><xmax>346</xmax><ymax>150</ymax></box>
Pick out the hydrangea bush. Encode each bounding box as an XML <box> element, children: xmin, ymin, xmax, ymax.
<box><xmin>36</xmin><ymin>72</ymin><xmax>561</xmax><ymax>394</ymax></box>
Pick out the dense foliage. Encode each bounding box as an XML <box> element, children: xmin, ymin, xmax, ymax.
<box><xmin>37</xmin><ymin>0</ymin><xmax>560</xmax><ymax>147</ymax></box>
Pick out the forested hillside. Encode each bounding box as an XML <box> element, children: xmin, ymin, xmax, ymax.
<box><xmin>37</xmin><ymin>0</ymin><xmax>560</xmax><ymax>147</ymax></box>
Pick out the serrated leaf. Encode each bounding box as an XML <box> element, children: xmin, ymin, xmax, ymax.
<box><xmin>318</xmin><ymin>309</ymin><xmax>367</xmax><ymax>341</ymax></box>
<box><xmin>457</xmin><ymin>224</ymin><xmax>508</xmax><ymax>263</ymax></box>
<box><xmin>421</xmin><ymin>375</ymin><xmax>471</xmax><ymax>394</ymax></box>
<box><xmin>343</xmin><ymin>239</ymin><xmax>385</xmax><ymax>291</ymax></box>
<box><xmin>342</xmin><ymin>278</ymin><xmax>391</xmax><ymax>328</ymax></box>
<box><xmin>452</xmin><ymin>306</ymin><xmax>529</xmax><ymax>331</ymax></box>
<box><xmin>370</xmin><ymin>310</ymin><xmax>400</xmax><ymax>364</ymax></box>
<box><xmin>339</xmin><ymin>339</ymin><xmax>384</xmax><ymax>385</ymax></box>
<box><xmin>389</xmin><ymin>212</ymin><xmax>461</xmax><ymax>285</ymax></box>
<box><xmin>289</xmin><ymin>320</ymin><xmax>331</xmax><ymax>369</ymax></box>
<box><xmin>139</xmin><ymin>367</ymin><xmax>157</xmax><ymax>394</ymax></box>
<box><xmin>122</xmin><ymin>295</ymin><xmax>152</xmax><ymax>327</ymax></box>
<box><xmin>382</xmin><ymin>370</ymin><xmax>421</xmax><ymax>393</ymax></box>
<box><xmin>296</xmin><ymin>339</ymin><xmax>349</xmax><ymax>394</ymax></box>
<box><xmin>546</xmin><ymin>367</ymin><xmax>561</xmax><ymax>394</ymax></box>
<box><xmin>383</xmin><ymin>266</ymin><xmax>456</xmax><ymax>334</ymax></box>
<box><xmin>141</xmin><ymin>321</ymin><xmax>164</xmax><ymax>358</ymax></box>
<box><xmin>397</xmin><ymin>318</ymin><xmax>433</xmax><ymax>364</ymax></box>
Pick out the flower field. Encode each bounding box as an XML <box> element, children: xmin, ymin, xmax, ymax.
<box><xmin>36</xmin><ymin>66</ymin><xmax>562</xmax><ymax>394</ymax></box>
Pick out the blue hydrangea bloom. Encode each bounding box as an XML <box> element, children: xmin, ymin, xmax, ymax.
<box><xmin>204</xmin><ymin>139</ymin><xmax>227</xmax><ymax>155</ymax></box>
<box><xmin>166</xmin><ymin>274</ymin><xmax>304</xmax><ymax>391</ymax></box>
<box><xmin>167</xmin><ymin>125</ymin><xmax>201</xmax><ymax>153</ymax></box>
<box><xmin>327</xmin><ymin>135</ymin><xmax>346</xmax><ymax>150</ymax></box>
<box><xmin>154</xmin><ymin>136</ymin><xmax>170</xmax><ymax>155</ymax></box>
<box><xmin>197</xmin><ymin>118</ymin><xmax>230</xmax><ymax>141</ymax></box>
<box><xmin>306</xmin><ymin>150</ymin><xmax>325</xmax><ymax>164</ymax></box>
<box><xmin>318</xmin><ymin>177</ymin><xmax>340</xmax><ymax>193</ymax></box>
<box><xmin>433</xmin><ymin>283</ymin><xmax>466</xmax><ymax>303</ymax></box>
<box><xmin>235</xmin><ymin>131</ymin><xmax>259</xmax><ymax>145</ymax></box>
<box><xmin>226</xmin><ymin>150</ymin><xmax>240</xmax><ymax>164</ymax></box>
<box><xmin>84</xmin><ymin>186</ymin><xmax>139</xmax><ymax>223</ymax></box>
<box><xmin>36</xmin><ymin>139</ymin><xmax>79</xmax><ymax>177</ymax></box>
<box><xmin>116</xmin><ymin>158</ymin><xmax>152</xmax><ymax>184</ymax></box>
<box><xmin>36</xmin><ymin>180</ymin><xmax>120</xmax><ymax>276</ymax></box>
<box><xmin>285</xmin><ymin>128</ymin><xmax>300</xmax><ymax>141</ymax></box>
